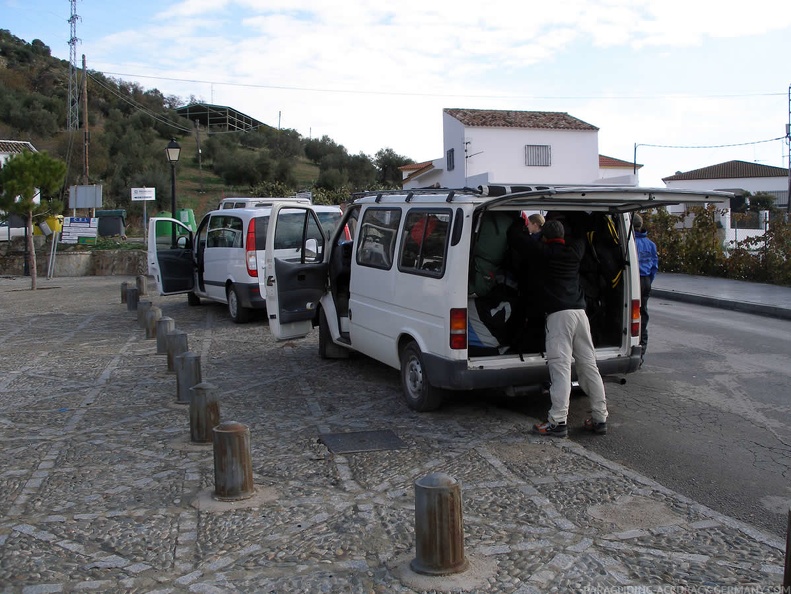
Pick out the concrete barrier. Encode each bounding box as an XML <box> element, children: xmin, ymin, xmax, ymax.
<box><xmin>190</xmin><ymin>382</ymin><xmax>220</xmax><ymax>443</ymax></box>
<box><xmin>156</xmin><ymin>317</ymin><xmax>175</xmax><ymax>354</ymax></box>
<box><xmin>175</xmin><ymin>352</ymin><xmax>201</xmax><ymax>404</ymax></box>
<box><xmin>212</xmin><ymin>421</ymin><xmax>254</xmax><ymax>501</ymax></box>
<box><xmin>411</xmin><ymin>473</ymin><xmax>468</xmax><ymax>576</ymax></box>
<box><xmin>166</xmin><ymin>330</ymin><xmax>188</xmax><ymax>373</ymax></box>
<box><xmin>145</xmin><ymin>306</ymin><xmax>162</xmax><ymax>339</ymax></box>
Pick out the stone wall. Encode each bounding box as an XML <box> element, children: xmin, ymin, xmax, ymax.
<box><xmin>0</xmin><ymin>238</ymin><xmax>147</xmax><ymax>277</ymax></box>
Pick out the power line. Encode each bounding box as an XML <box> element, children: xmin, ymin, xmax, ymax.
<box><xmin>637</xmin><ymin>137</ymin><xmax>786</xmax><ymax>150</ymax></box>
<box><xmin>88</xmin><ymin>73</ymin><xmax>192</xmax><ymax>133</ymax></box>
<box><xmin>97</xmin><ymin>70</ymin><xmax>787</xmax><ymax>100</ymax></box>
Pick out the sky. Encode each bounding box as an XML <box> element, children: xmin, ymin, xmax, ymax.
<box><xmin>3</xmin><ymin>0</ymin><xmax>791</xmax><ymax>186</ymax></box>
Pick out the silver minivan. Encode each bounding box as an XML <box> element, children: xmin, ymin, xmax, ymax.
<box><xmin>262</xmin><ymin>185</ymin><xmax>730</xmax><ymax>410</ymax></box>
<box><xmin>148</xmin><ymin>203</ymin><xmax>343</xmax><ymax>323</ymax></box>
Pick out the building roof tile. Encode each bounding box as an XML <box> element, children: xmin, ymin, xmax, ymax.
<box><xmin>662</xmin><ymin>160</ymin><xmax>788</xmax><ymax>181</ymax></box>
<box><xmin>0</xmin><ymin>140</ymin><xmax>36</xmax><ymax>154</ymax></box>
<box><xmin>444</xmin><ymin>108</ymin><xmax>598</xmax><ymax>131</ymax></box>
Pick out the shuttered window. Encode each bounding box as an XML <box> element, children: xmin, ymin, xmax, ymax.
<box><xmin>525</xmin><ymin>145</ymin><xmax>551</xmax><ymax>167</ymax></box>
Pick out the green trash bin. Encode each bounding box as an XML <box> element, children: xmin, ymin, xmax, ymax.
<box><xmin>155</xmin><ymin>211</ymin><xmax>173</xmax><ymax>243</ymax></box>
<box><xmin>175</xmin><ymin>208</ymin><xmax>196</xmax><ymax>232</ymax></box>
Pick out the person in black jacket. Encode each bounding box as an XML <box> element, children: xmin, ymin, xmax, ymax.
<box><xmin>509</xmin><ymin>219</ymin><xmax>609</xmax><ymax>437</ymax></box>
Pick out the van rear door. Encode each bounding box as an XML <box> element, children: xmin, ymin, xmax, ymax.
<box><xmin>481</xmin><ymin>186</ymin><xmax>733</xmax><ymax>214</ymax></box>
<box><xmin>264</xmin><ymin>204</ymin><xmax>329</xmax><ymax>339</ymax></box>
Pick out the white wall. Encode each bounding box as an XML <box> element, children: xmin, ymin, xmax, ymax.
<box><xmin>462</xmin><ymin>127</ymin><xmax>600</xmax><ymax>186</ymax></box>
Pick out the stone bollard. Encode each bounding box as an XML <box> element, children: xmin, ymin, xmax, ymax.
<box><xmin>190</xmin><ymin>382</ymin><xmax>220</xmax><ymax>443</ymax></box>
<box><xmin>136</xmin><ymin>274</ymin><xmax>148</xmax><ymax>296</ymax></box>
<box><xmin>411</xmin><ymin>472</ymin><xmax>468</xmax><ymax>576</ymax></box>
<box><xmin>212</xmin><ymin>421</ymin><xmax>254</xmax><ymax>501</ymax></box>
<box><xmin>784</xmin><ymin>508</ymin><xmax>790</xmax><ymax>589</ymax></box>
<box><xmin>145</xmin><ymin>306</ymin><xmax>162</xmax><ymax>340</ymax></box>
<box><xmin>137</xmin><ymin>300</ymin><xmax>152</xmax><ymax>328</ymax></box>
<box><xmin>126</xmin><ymin>287</ymin><xmax>139</xmax><ymax>311</ymax></box>
<box><xmin>156</xmin><ymin>317</ymin><xmax>175</xmax><ymax>354</ymax></box>
<box><xmin>175</xmin><ymin>352</ymin><xmax>202</xmax><ymax>404</ymax></box>
<box><xmin>120</xmin><ymin>281</ymin><xmax>128</xmax><ymax>304</ymax></box>
<box><xmin>166</xmin><ymin>330</ymin><xmax>188</xmax><ymax>373</ymax></box>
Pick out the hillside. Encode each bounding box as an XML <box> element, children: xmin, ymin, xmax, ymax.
<box><xmin>0</xmin><ymin>29</ymin><xmax>412</xmax><ymax>235</ymax></box>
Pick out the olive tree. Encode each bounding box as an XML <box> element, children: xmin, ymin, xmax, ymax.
<box><xmin>0</xmin><ymin>150</ymin><xmax>67</xmax><ymax>289</ymax></box>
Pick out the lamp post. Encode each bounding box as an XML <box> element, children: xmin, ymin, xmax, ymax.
<box><xmin>165</xmin><ymin>138</ymin><xmax>181</xmax><ymax>246</ymax></box>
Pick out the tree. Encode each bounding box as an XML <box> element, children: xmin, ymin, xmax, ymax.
<box><xmin>0</xmin><ymin>150</ymin><xmax>66</xmax><ymax>289</ymax></box>
<box><xmin>374</xmin><ymin>148</ymin><xmax>413</xmax><ymax>187</ymax></box>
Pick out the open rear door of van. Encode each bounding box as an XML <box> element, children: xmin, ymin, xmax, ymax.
<box><xmin>481</xmin><ymin>186</ymin><xmax>734</xmax><ymax>214</ymax></box>
<box><xmin>264</xmin><ymin>204</ymin><xmax>329</xmax><ymax>340</ymax></box>
<box><xmin>147</xmin><ymin>217</ymin><xmax>195</xmax><ymax>295</ymax></box>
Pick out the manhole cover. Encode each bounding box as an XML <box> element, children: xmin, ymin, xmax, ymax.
<box><xmin>320</xmin><ymin>430</ymin><xmax>407</xmax><ymax>454</ymax></box>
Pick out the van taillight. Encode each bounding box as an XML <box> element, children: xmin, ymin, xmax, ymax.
<box><xmin>631</xmin><ymin>299</ymin><xmax>640</xmax><ymax>337</ymax></box>
<box><xmin>246</xmin><ymin>219</ymin><xmax>258</xmax><ymax>277</ymax></box>
<box><xmin>449</xmin><ymin>308</ymin><xmax>467</xmax><ymax>350</ymax></box>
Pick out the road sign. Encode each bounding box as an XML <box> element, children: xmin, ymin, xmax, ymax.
<box><xmin>131</xmin><ymin>188</ymin><xmax>156</xmax><ymax>201</ymax></box>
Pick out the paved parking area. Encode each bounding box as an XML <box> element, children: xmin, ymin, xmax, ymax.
<box><xmin>0</xmin><ymin>275</ymin><xmax>785</xmax><ymax>593</ymax></box>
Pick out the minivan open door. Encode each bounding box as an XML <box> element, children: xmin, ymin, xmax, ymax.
<box><xmin>147</xmin><ymin>217</ymin><xmax>195</xmax><ymax>295</ymax></box>
<box><xmin>264</xmin><ymin>204</ymin><xmax>329</xmax><ymax>340</ymax></box>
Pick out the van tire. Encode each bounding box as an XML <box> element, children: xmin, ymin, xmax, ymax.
<box><xmin>227</xmin><ymin>285</ymin><xmax>250</xmax><ymax>324</ymax></box>
<box><xmin>400</xmin><ymin>342</ymin><xmax>443</xmax><ymax>412</ymax></box>
<box><xmin>187</xmin><ymin>291</ymin><xmax>201</xmax><ymax>306</ymax></box>
<box><xmin>318</xmin><ymin>309</ymin><xmax>349</xmax><ymax>359</ymax></box>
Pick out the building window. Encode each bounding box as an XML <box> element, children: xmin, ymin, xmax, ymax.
<box><xmin>446</xmin><ymin>148</ymin><xmax>455</xmax><ymax>171</ymax></box>
<box><xmin>525</xmin><ymin>145</ymin><xmax>551</xmax><ymax>167</ymax></box>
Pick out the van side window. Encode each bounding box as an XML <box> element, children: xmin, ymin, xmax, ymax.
<box><xmin>356</xmin><ymin>208</ymin><xmax>401</xmax><ymax>269</ymax></box>
<box><xmin>207</xmin><ymin>215</ymin><xmax>243</xmax><ymax>248</ymax></box>
<box><xmin>399</xmin><ymin>209</ymin><xmax>451</xmax><ymax>277</ymax></box>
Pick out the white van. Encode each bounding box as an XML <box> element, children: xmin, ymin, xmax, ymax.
<box><xmin>148</xmin><ymin>203</ymin><xmax>343</xmax><ymax>323</ymax></box>
<box><xmin>217</xmin><ymin>196</ymin><xmax>312</xmax><ymax>210</ymax></box>
<box><xmin>261</xmin><ymin>185</ymin><xmax>730</xmax><ymax>411</ymax></box>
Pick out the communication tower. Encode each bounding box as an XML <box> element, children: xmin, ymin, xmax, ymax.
<box><xmin>67</xmin><ymin>0</ymin><xmax>81</xmax><ymax>131</ymax></box>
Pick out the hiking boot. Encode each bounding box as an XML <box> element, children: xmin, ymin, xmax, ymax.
<box><xmin>533</xmin><ymin>421</ymin><xmax>568</xmax><ymax>438</ymax></box>
<box><xmin>583</xmin><ymin>418</ymin><xmax>607</xmax><ymax>435</ymax></box>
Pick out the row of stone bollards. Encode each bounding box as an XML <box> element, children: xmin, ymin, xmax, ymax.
<box><xmin>121</xmin><ymin>277</ymin><xmax>255</xmax><ymax>502</ymax></box>
<box><xmin>121</xmin><ymin>277</ymin><xmax>471</xmax><ymax>578</ymax></box>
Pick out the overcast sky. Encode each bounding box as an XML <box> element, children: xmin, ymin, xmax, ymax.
<box><xmin>4</xmin><ymin>0</ymin><xmax>791</xmax><ymax>186</ymax></box>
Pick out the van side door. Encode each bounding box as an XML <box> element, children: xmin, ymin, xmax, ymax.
<box><xmin>264</xmin><ymin>204</ymin><xmax>328</xmax><ymax>339</ymax></box>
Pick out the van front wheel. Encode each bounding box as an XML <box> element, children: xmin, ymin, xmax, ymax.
<box><xmin>400</xmin><ymin>342</ymin><xmax>443</xmax><ymax>412</ymax></box>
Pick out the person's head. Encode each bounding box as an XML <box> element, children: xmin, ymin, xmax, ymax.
<box><xmin>633</xmin><ymin>213</ymin><xmax>644</xmax><ymax>232</ymax></box>
<box><xmin>527</xmin><ymin>213</ymin><xmax>545</xmax><ymax>234</ymax></box>
<box><xmin>542</xmin><ymin>219</ymin><xmax>564</xmax><ymax>240</ymax></box>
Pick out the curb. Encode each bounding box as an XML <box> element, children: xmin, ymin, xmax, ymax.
<box><xmin>652</xmin><ymin>288</ymin><xmax>791</xmax><ymax>321</ymax></box>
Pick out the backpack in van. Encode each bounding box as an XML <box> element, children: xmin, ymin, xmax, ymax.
<box><xmin>468</xmin><ymin>284</ymin><xmax>522</xmax><ymax>356</ymax></box>
<box><xmin>469</xmin><ymin>212</ymin><xmax>517</xmax><ymax>298</ymax></box>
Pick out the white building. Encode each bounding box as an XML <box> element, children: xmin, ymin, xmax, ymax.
<box><xmin>401</xmin><ymin>109</ymin><xmax>639</xmax><ymax>190</ymax></box>
<box><xmin>662</xmin><ymin>160</ymin><xmax>789</xmax><ymax>246</ymax></box>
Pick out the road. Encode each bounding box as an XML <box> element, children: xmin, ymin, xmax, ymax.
<box><xmin>556</xmin><ymin>298</ymin><xmax>791</xmax><ymax>538</ymax></box>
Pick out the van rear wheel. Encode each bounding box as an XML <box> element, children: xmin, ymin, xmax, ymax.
<box><xmin>227</xmin><ymin>284</ymin><xmax>250</xmax><ymax>324</ymax></box>
<box><xmin>400</xmin><ymin>342</ymin><xmax>443</xmax><ymax>412</ymax></box>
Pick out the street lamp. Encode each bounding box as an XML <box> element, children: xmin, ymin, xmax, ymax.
<box><xmin>165</xmin><ymin>138</ymin><xmax>181</xmax><ymax>246</ymax></box>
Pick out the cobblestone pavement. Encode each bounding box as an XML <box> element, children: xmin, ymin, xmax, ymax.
<box><xmin>0</xmin><ymin>276</ymin><xmax>785</xmax><ymax>593</ymax></box>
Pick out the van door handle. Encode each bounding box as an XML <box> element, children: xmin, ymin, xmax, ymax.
<box><xmin>266</xmin><ymin>276</ymin><xmax>275</xmax><ymax>286</ymax></box>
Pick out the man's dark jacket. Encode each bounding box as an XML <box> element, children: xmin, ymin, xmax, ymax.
<box><xmin>508</xmin><ymin>225</ymin><xmax>586</xmax><ymax>315</ymax></box>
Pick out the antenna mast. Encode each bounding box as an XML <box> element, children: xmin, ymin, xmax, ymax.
<box><xmin>67</xmin><ymin>0</ymin><xmax>81</xmax><ymax>131</ymax></box>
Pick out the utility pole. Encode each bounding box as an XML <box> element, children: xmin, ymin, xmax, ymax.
<box><xmin>81</xmin><ymin>54</ymin><xmax>89</xmax><ymax>184</ymax></box>
<box><xmin>786</xmin><ymin>83</ymin><xmax>790</xmax><ymax>214</ymax></box>
<box><xmin>194</xmin><ymin>119</ymin><xmax>203</xmax><ymax>193</ymax></box>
